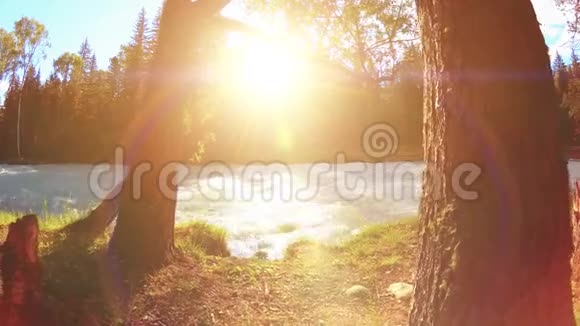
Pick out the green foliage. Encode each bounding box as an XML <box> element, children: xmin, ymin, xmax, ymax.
<box><xmin>53</xmin><ymin>52</ymin><xmax>82</xmax><ymax>83</ymax></box>
<box><xmin>0</xmin><ymin>8</ymin><xmax>161</xmax><ymax>162</ymax></box>
<box><xmin>0</xmin><ymin>28</ymin><xmax>18</xmax><ymax>80</ymax></box>
<box><xmin>244</xmin><ymin>0</ymin><xmax>418</xmax><ymax>84</ymax></box>
<box><xmin>1</xmin><ymin>2</ymin><xmax>424</xmax><ymax>163</ymax></box>
<box><xmin>13</xmin><ymin>17</ymin><xmax>50</xmax><ymax>75</ymax></box>
<box><xmin>552</xmin><ymin>49</ymin><xmax>580</xmax><ymax>145</ymax></box>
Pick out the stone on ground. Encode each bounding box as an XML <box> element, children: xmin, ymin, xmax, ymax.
<box><xmin>345</xmin><ymin>285</ymin><xmax>371</xmax><ymax>299</ymax></box>
<box><xmin>387</xmin><ymin>282</ymin><xmax>413</xmax><ymax>300</ymax></box>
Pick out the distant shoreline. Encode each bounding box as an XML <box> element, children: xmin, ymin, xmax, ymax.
<box><xmin>0</xmin><ymin>153</ymin><xmax>424</xmax><ymax>166</ymax></box>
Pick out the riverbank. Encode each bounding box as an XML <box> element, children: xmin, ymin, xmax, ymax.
<box><xmin>0</xmin><ymin>147</ymin><xmax>423</xmax><ymax>166</ymax></box>
<box><xmin>2</xmin><ymin>213</ymin><xmax>580</xmax><ymax>324</ymax></box>
<box><xmin>0</xmin><ymin>213</ymin><xmax>418</xmax><ymax>325</ymax></box>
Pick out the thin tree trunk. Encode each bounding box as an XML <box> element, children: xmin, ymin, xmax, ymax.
<box><xmin>16</xmin><ymin>94</ymin><xmax>22</xmax><ymax>159</ymax></box>
<box><xmin>410</xmin><ymin>1</ymin><xmax>574</xmax><ymax>325</ymax></box>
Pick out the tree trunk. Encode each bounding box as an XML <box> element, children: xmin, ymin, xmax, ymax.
<box><xmin>572</xmin><ymin>182</ymin><xmax>580</xmax><ymax>300</ymax></box>
<box><xmin>410</xmin><ymin>1</ymin><xmax>574</xmax><ymax>325</ymax></box>
<box><xmin>109</xmin><ymin>0</ymin><xmax>229</xmax><ymax>272</ymax></box>
<box><xmin>0</xmin><ymin>215</ymin><xmax>44</xmax><ymax>326</ymax></box>
<box><xmin>108</xmin><ymin>61</ymin><xmax>184</xmax><ymax>271</ymax></box>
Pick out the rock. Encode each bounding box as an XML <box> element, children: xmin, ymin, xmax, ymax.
<box><xmin>254</xmin><ymin>250</ymin><xmax>268</xmax><ymax>260</ymax></box>
<box><xmin>387</xmin><ymin>282</ymin><xmax>414</xmax><ymax>300</ymax></box>
<box><xmin>345</xmin><ymin>285</ymin><xmax>371</xmax><ymax>299</ymax></box>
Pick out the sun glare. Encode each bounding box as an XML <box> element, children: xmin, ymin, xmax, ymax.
<box><xmin>225</xmin><ymin>37</ymin><xmax>310</xmax><ymax>104</ymax></box>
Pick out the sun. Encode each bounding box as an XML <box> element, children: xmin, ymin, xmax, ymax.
<box><xmin>238</xmin><ymin>40</ymin><xmax>305</xmax><ymax>94</ymax></box>
<box><xmin>224</xmin><ymin>36</ymin><xmax>310</xmax><ymax>104</ymax></box>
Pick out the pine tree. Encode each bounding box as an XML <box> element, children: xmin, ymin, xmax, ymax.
<box><xmin>37</xmin><ymin>73</ymin><xmax>61</xmax><ymax>159</ymax></box>
<box><xmin>571</xmin><ymin>49</ymin><xmax>579</xmax><ymax>78</ymax></box>
<box><xmin>108</xmin><ymin>56</ymin><xmax>123</xmax><ymax>100</ymax></box>
<box><xmin>148</xmin><ymin>7</ymin><xmax>162</xmax><ymax>62</ymax></box>
<box><xmin>116</xmin><ymin>7</ymin><xmax>153</xmax><ymax>128</ymax></box>
<box><xmin>123</xmin><ymin>8</ymin><xmax>151</xmax><ymax>101</ymax></box>
<box><xmin>552</xmin><ymin>51</ymin><xmax>566</xmax><ymax>74</ymax></box>
<box><xmin>410</xmin><ymin>0</ymin><xmax>574</xmax><ymax>324</ymax></box>
<box><xmin>20</xmin><ymin>67</ymin><xmax>42</xmax><ymax>157</ymax></box>
<box><xmin>553</xmin><ymin>53</ymin><xmax>570</xmax><ymax>99</ymax></box>
<box><xmin>78</xmin><ymin>38</ymin><xmax>94</xmax><ymax>76</ymax></box>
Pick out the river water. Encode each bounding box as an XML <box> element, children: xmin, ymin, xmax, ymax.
<box><xmin>1</xmin><ymin>161</ymin><xmax>580</xmax><ymax>259</ymax></box>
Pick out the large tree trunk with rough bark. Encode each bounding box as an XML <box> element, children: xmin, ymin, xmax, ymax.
<box><xmin>110</xmin><ymin>0</ymin><xmax>229</xmax><ymax>272</ymax></box>
<box><xmin>410</xmin><ymin>1</ymin><xmax>574</xmax><ymax>325</ymax></box>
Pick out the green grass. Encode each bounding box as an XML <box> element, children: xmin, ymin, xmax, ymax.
<box><xmin>175</xmin><ymin>221</ymin><xmax>230</xmax><ymax>258</ymax></box>
<box><xmin>277</xmin><ymin>223</ymin><xmax>299</xmax><ymax>234</ymax></box>
<box><xmin>341</xmin><ymin>217</ymin><xmax>417</xmax><ymax>255</ymax></box>
<box><xmin>0</xmin><ymin>210</ymin><xmax>84</xmax><ymax>230</ymax></box>
<box><xmin>335</xmin><ymin>217</ymin><xmax>417</xmax><ymax>273</ymax></box>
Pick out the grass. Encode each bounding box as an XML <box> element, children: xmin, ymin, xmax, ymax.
<box><xmin>276</xmin><ymin>223</ymin><xmax>299</xmax><ymax>234</ymax></box>
<box><xmin>337</xmin><ymin>217</ymin><xmax>417</xmax><ymax>273</ymax></box>
<box><xmin>175</xmin><ymin>221</ymin><xmax>230</xmax><ymax>258</ymax></box>
<box><xmin>3</xmin><ymin>211</ymin><xmax>580</xmax><ymax>324</ymax></box>
<box><xmin>0</xmin><ymin>209</ymin><xmax>84</xmax><ymax>230</ymax></box>
<box><xmin>0</xmin><ymin>212</ymin><xmax>419</xmax><ymax>324</ymax></box>
<box><xmin>131</xmin><ymin>217</ymin><xmax>420</xmax><ymax>325</ymax></box>
<box><xmin>0</xmin><ymin>213</ymin><xmax>232</xmax><ymax>325</ymax></box>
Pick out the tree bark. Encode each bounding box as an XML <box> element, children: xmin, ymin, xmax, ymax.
<box><xmin>109</xmin><ymin>0</ymin><xmax>230</xmax><ymax>272</ymax></box>
<box><xmin>0</xmin><ymin>215</ymin><xmax>44</xmax><ymax>326</ymax></box>
<box><xmin>572</xmin><ymin>182</ymin><xmax>580</xmax><ymax>299</ymax></box>
<box><xmin>410</xmin><ymin>1</ymin><xmax>574</xmax><ymax>325</ymax></box>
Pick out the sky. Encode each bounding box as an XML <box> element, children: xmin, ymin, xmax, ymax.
<box><xmin>0</xmin><ymin>0</ymin><xmax>574</xmax><ymax>96</ymax></box>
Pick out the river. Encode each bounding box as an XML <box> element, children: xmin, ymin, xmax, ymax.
<box><xmin>1</xmin><ymin>161</ymin><xmax>580</xmax><ymax>259</ymax></box>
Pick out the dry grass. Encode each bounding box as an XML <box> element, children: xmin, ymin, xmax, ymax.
<box><xmin>1</xmin><ymin>212</ymin><xmax>420</xmax><ymax>325</ymax></box>
<box><xmin>5</xmin><ymin>213</ymin><xmax>579</xmax><ymax>324</ymax></box>
<box><xmin>130</xmin><ymin>218</ymin><xmax>419</xmax><ymax>325</ymax></box>
<box><xmin>9</xmin><ymin>212</ymin><xmax>580</xmax><ymax>325</ymax></box>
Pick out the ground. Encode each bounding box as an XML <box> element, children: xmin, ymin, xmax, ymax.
<box><xmin>0</xmin><ymin>213</ymin><xmax>417</xmax><ymax>325</ymax></box>
<box><xmin>131</xmin><ymin>220</ymin><xmax>417</xmax><ymax>325</ymax></box>
<box><xmin>1</xmin><ymin>213</ymin><xmax>579</xmax><ymax>325</ymax></box>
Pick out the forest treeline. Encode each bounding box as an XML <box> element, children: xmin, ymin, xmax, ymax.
<box><xmin>0</xmin><ymin>6</ymin><xmax>440</xmax><ymax>163</ymax></box>
<box><xmin>0</xmin><ymin>10</ymin><xmax>160</xmax><ymax>163</ymax></box>
<box><xmin>553</xmin><ymin>51</ymin><xmax>580</xmax><ymax>145</ymax></box>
